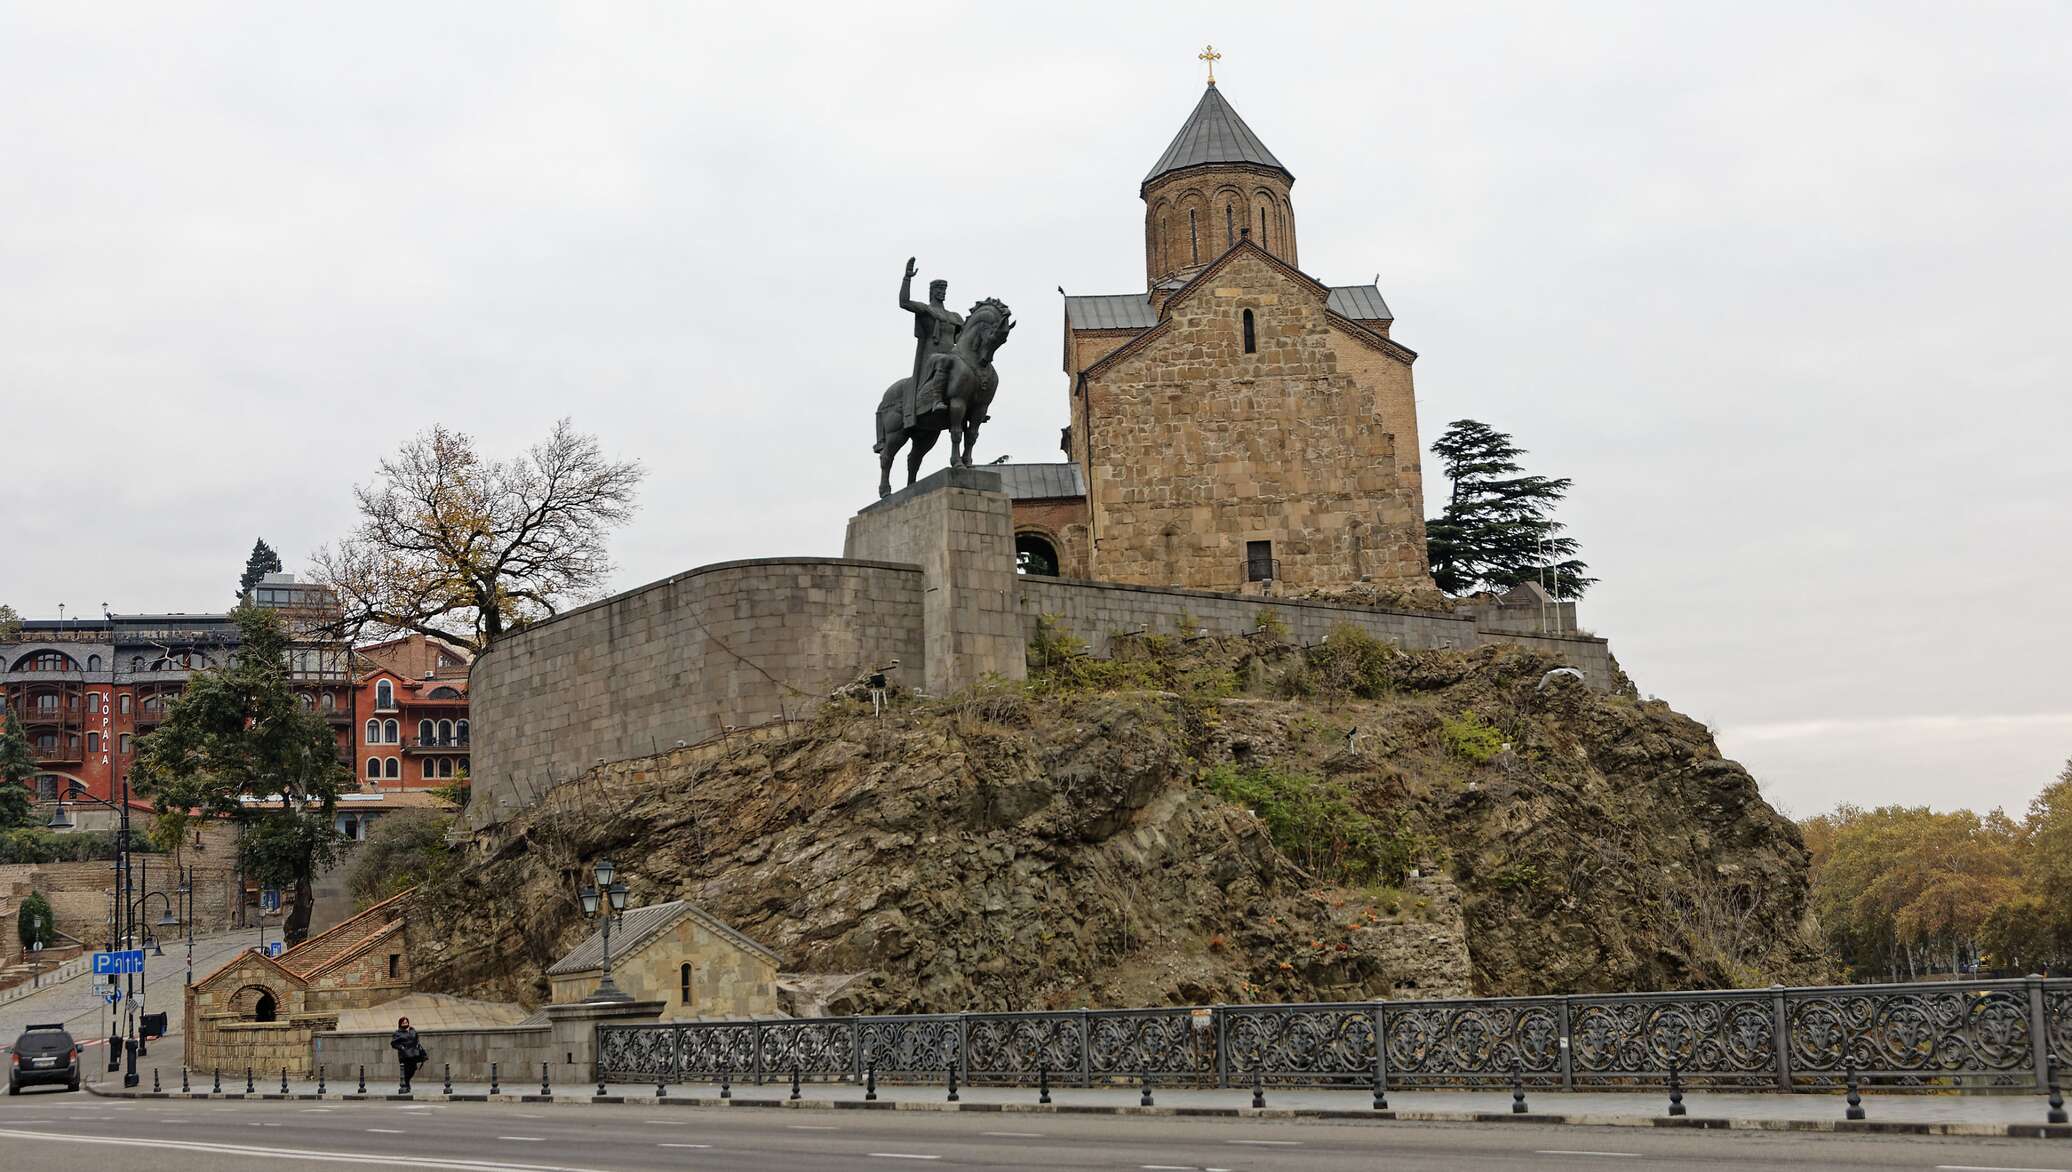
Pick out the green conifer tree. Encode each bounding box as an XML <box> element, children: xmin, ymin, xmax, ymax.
<box><xmin>1425</xmin><ymin>419</ymin><xmax>1594</xmax><ymax>598</ymax></box>
<box><xmin>237</xmin><ymin>539</ymin><xmax>284</xmax><ymax>603</ymax></box>
<box><xmin>0</xmin><ymin>714</ymin><xmax>36</xmax><ymax>829</ymax></box>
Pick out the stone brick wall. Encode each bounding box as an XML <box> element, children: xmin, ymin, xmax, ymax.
<box><xmin>468</xmin><ymin>558</ymin><xmax>926</xmax><ymax>829</ymax></box>
<box><xmin>0</xmin><ymin>858</ymin><xmax>239</xmax><ymax>948</ymax></box>
<box><xmin>316</xmin><ymin>1024</ymin><xmax>553</xmax><ymax>1086</ymax></box>
<box><xmin>1017</xmin><ymin>576</ymin><xmax>1615</xmax><ymax>689</ymax></box>
<box><xmin>1080</xmin><ymin>247</ymin><xmax>1430</xmax><ymax>593</ymax></box>
<box><xmin>548</xmin><ymin>915</ymin><xmax>778</xmax><ymax>1020</ymax></box>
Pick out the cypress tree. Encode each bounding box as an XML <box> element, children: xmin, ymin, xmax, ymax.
<box><xmin>1425</xmin><ymin>419</ymin><xmax>1594</xmax><ymax>598</ymax></box>
<box><xmin>238</xmin><ymin>539</ymin><xmax>284</xmax><ymax>602</ymax></box>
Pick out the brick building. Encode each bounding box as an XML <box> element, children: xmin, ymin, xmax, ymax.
<box><xmin>349</xmin><ymin>634</ymin><xmax>471</xmax><ymax>791</ymax></box>
<box><xmin>1011</xmin><ymin>78</ymin><xmax>1433</xmax><ymax>595</ymax></box>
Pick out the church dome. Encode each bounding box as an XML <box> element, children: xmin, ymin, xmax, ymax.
<box><xmin>1142</xmin><ymin>84</ymin><xmax>1293</xmax><ymax>192</ymax></box>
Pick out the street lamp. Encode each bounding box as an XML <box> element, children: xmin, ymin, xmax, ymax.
<box><xmin>52</xmin><ymin>777</ymin><xmax>140</xmax><ymax>1085</ymax></box>
<box><xmin>578</xmin><ymin>857</ymin><xmax>632</xmax><ymax>1003</ymax></box>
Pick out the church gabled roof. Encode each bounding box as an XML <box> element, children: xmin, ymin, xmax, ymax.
<box><xmin>1143</xmin><ymin>85</ymin><xmax>1292</xmax><ymax>189</ymax></box>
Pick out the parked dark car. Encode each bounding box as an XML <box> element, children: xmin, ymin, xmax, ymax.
<box><xmin>8</xmin><ymin>1024</ymin><xmax>81</xmax><ymax>1094</ymax></box>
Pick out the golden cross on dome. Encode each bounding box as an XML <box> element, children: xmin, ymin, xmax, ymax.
<box><xmin>1199</xmin><ymin>44</ymin><xmax>1221</xmax><ymax>86</ymax></box>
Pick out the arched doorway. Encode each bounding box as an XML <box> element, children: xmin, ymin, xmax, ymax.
<box><xmin>254</xmin><ymin>992</ymin><xmax>277</xmax><ymax>1022</ymax></box>
<box><xmin>1015</xmin><ymin>533</ymin><xmax>1060</xmax><ymax>577</ymax></box>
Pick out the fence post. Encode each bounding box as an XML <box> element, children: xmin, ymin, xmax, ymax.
<box><xmin>852</xmin><ymin>1017</ymin><xmax>863</xmax><ymax>1087</ymax></box>
<box><xmin>752</xmin><ymin>1021</ymin><xmax>765</xmax><ymax>1086</ymax></box>
<box><xmin>1079</xmin><ymin>1010</ymin><xmax>1091</xmax><ymax>1088</ymax></box>
<box><xmin>1374</xmin><ymin>1001</ymin><xmax>1388</xmax><ymax>1095</ymax></box>
<box><xmin>1771</xmin><ymin>986</ymin><xmax>1792</xmax><ymax>1091</ymax></box>
<box><xmin>1214</xmin><ymin>1005</ymin><xmax>1228</xmax><ymax>1089</ymax></box>
<box><xmin>955</xmin><ymin>1014</ymin><xmax>969</xmax><ymax>1087</ymax></box>
<box><xmin>672</xmin><ymin>1024</ymin><xmax>684</xmax><ymax>1087</ymax></box>
<box><xmin>2028</xmin><ymin>976</ymin><xmax>2052</xmax><ymax>1092</ymax></box>
<box><xmin>1554</xmin><ymin>998</ymin><xmax>1573</xmax><ymax>1090</ymax></box>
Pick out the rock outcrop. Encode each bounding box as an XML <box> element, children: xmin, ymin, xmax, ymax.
<box><xmin>411</xmin><ymin>634</ymin><xmax>1826</xmax><ymax>1013</ymax></box>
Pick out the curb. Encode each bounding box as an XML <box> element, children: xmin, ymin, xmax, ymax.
<box><xmin>80</xmin><ymin>1083</ymin><xmax>2072</xmax><ymax>1138</ymax></box>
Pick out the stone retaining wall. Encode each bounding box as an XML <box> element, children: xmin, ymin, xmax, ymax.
<box><xmin>315</xmin><ymin>1024</ymin><xmax>556</xmax><ymax>1087</ymax></box>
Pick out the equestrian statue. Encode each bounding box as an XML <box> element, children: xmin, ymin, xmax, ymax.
<box><xmin>875</xmin><ymin>256</ymin><xmax>1014</xmax><ymax>497</ymax></box>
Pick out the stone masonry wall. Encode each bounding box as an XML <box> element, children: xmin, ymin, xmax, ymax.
<box><xmin>0</xmin><ymin>858</ymin><xmax>240</xmax><ymax>948</ymax></box>
<box><xmin>316</xmin><ymin>1024</ymin><xmax>554</xmax><ymax>1087</ymax></box>
<box><xmin>548</xmin><ymin>916</ymin><xmax>778</xmax><ymax>1020</ymax></box>
<box><xmin>1018</xmin><ymin>576</ymin><xmax>1615</xmax><ymax>689</ymax></box>
<box><xmin>468</xmin><ymin>558</ymin><xmax>925</xmax><ymax>828</ymax></box>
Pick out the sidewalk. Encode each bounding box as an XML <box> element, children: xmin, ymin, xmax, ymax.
<box><xmin>84</xmin><ymin>1067</ymin><xmax>2072</xmax><ymax>1140</ymax></box>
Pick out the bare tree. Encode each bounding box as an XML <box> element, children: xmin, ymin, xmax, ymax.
<box><xmin>313</xmin><ymin>419</ymin><xmax>643</xmax><ymax>649</ymax></box>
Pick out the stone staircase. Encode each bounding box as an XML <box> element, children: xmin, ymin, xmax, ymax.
<box><xmin>0</xmin><ymin>945</ymin><xmax>87</xmax><ymax>1005</ymax></box>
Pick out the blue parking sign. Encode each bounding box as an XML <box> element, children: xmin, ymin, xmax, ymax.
<box><xmin>92</xmin><ymin>949</ymin><xmax>145</xmax><ymax>976</ymax></box>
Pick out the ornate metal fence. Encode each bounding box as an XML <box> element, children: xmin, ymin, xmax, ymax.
<box><xmin>597</xmin><ymin>977</ymin><xmax>2072</xmax><ymax>1092</ymax></box>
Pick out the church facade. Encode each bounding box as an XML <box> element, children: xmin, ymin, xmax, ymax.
<box><xmin>1004</xmin><ymin>81</ymin><xmax>1432</xmax><ymax>595</ymax></box>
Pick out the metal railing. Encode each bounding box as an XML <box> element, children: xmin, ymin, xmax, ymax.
<box><xmin>406</xmin><ymin>735</ymin><xmax>471</xmax><ymax>751</ymax></box>
<box><xmin>598</xmin><ymin>977</ymin><xmax>2072</xmax><ymax>1092</ymax></box>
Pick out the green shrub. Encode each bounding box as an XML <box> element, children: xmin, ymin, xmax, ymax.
<box><xmin>1253</xmin><ymin>608</ymin><xmax>1290</xmax><ymax>640</ymax></box>
<box><xmin>1202</xmin><ymin>764</ymin><xmax>1416</xmax><ymax>885</ymax></box>
<box><xmin>17</xmin><ymin>891</ymin><xmax>55</xmax><ymax>949</ymax></box>
<box><xmin>1439</xmin><ymin>710</ymin><xmax>1505</xmax><ymax>764</ymax></box>
<box><xmin>1298</xmin><ymin>624</ymin><xmax>1401</xmax><ymax>700</ymax></box>
<box><xmin>0</xmin><ymin>828</ymin><xmax>145</xmax><ymax>864</ymax></box>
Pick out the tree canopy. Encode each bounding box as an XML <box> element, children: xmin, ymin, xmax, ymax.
<box><xmin>0</xmin><ymin>714</ymin><xmax>36</xmax><ymax>829</ymax></box>
<box><xmin>312</xmin><ymin>419</ymin><xmax>643</xmax><ymax>650</ymax></box>
<box><xmin>1425</xmin><ymin>419</ymin><xmax>1594</xmax><ymax>598</ymax></box>
<box><xmin>238</xmin><ymin>538</ymin><xmax>283</xmax><ymax>601</ymax></box>
<box><xmin>131</xmin><ymin>605</ymin><xmax>345</xmax><ymax>944</ymax></box>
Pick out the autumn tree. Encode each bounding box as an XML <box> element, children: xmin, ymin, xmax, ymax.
<box><xmin>1803</xmin><ymin>804</ymin><xmax>2025</xmax><ymax>978</ymax></box>
<box><xmin>1425</xmin><ymin>420</ymin><xmax>1594</xmax><ymax>597</ymax></box>
<box><xmin>131</xmin><ymin>606</ymin><xmax>345</xmax><ymax>945</ymax></box>
<box><xmin>312</xmin><ymin>420</ymin><xmax>643</xmax><ymax>650</ymax></box>
<box><xmin>237</xmin><ymin>538</ymin><xmax>284</xmax><ymax>601</ymax></box>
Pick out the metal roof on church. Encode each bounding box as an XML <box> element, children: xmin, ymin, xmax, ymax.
<box><xmin>546</xmin><ymin>900</ymin><xmax>779</xmax><ymax>975</ymax></box>
<box><xmin>1065</xmin><ymin>285</ymin><xmax>1392</xmax><ymax>332</ymax></box>
<box><xmin>991</xmin><ymin>463</ymin><xmax>1086</xmax><ymax>500</ymax></box>
<box><xmin>1144</xmin><ymin>85</ymin><xmax>1292</xmax><ymax>186</ymax></box>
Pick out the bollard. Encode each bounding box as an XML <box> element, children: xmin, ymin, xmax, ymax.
<box><xmin>278</xmin><ymin>1068</ymin><xmax>287</xmax><ymax>1095</ymax></box>
<box><xmin>597</xmin><ymin>1064</ymin><xmax>607</xmax><ymax>1098</ymax></box>
<box><xmin>181</xmin><ymin>1066</ymin><xmax>190</xmax><ymax>1094</ymax></box>
<box><xmin>1510</xmin><ymin>1059</ymin><xmax>1527</xmax><ymax>1115</ymax></box>
<box><xmin>946</xmin><ymin>1057</ymin><xmax>959</xmax><ymax>1103</ymax></box>
<box><xmin>490</xmin><ymin>1062</ymin><xmax>499</xmax><ymax>1096</ymax></box>
<box><xmin>1667</xmin><ymin>1058</ymin><xmax>1685</xmax><ymax>1117</ymax></box>
<box><xmin>790</xmin><ymin>1062</ymin><xmax>801</xmax><ymax>1102</ymax></box>
<box><xmin>541</xmin><ymin>1061</ymin><xmax>552</xmax><ymax>1097</ymax></box>
<box><xmin>357</xmin><ymin>1064</ymin><xmax>367</xmax><ymax>1095</ymax></box>
<box><xmin>212</xmin><ymin>1067</ymin><xmax>221</xmax><ymax>1095</ymax></box>
<box><xmin>246</xmin><ymin>1067</ymin><xmax>255</xmax><ymax>1095</ymax></box>
<box><xmin>1251</xmin><ymin>1067</ymin><xmax>1265</xmax><ymax>1110</ymax></box>
<box><xmin>1139</xmin><ymin>1069</ymin><xmax>1154</xmax><ymax>1108</ymax></box>
<box><xmin>657</xmin><ymin>1069</ymin><xmax>667</xmax><ymax>1099</ymax></box>
<box><xmin>865</xmin><ymin>1060</ymin><xmax>877</xmax><ymax>1102</ymax></box>
<box><xmin>1373</xmin><ymin>1064</ymin><xmax>1388</xmax><ymax>1112</ymax></box>
<box><xmin>444</xmin><ymin>1063</ymin><xmax>453</xmax><ymax>1096</ymax></box>
<box><xmin>152</xmin><ymin>1068</ymin><xmax>160</xmax><ymax>1094</ymax></box>
<box><xmin>318</xmin><ymin>1066</ymin><xmax>326</xmax><ymax>1095</ymax></box>
<box><xmin>720</xmin><ymin>1061</ymin><xmax>732</xmax><ymax>1101</ymax></box>
<box><xmin>2048</xmin><ymin>1053</ymin><xmax>2066</xmax><ymax>1126</ymax></box>
<box><xmin>1038</xmin><ymin>1063</ymin><xmax>1050</xmax><ymax>1106</ymax></box>
<box><xmin>1844</xmin><ymin>1063</ymin><xmax>1865</xmax><ymax>1121</ymax></box>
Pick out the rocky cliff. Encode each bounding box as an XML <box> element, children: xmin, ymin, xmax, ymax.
<box><xmin>411</xmin><ymin>629</ymin><xmax>1826</xmax><ymax>1013</ymax></box>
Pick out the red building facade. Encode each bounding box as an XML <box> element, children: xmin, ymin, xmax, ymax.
<box><xmin>350</xmin><ymin>635</ymin><xmax>471</xmax><ymax>791</ymax></box>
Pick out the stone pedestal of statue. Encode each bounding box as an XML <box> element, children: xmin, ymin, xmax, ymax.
<box><xmin>844</xmin><ymin>467</ymin><xmax>1026</xmax><ymax>698</ymax></box>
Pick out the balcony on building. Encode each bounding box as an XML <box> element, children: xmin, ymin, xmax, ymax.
<box><xmin>404</xmin><ymin>734</ymin><xmax>471</xmax><ymax>755</ymax></box>
<box><xmin>31</xmin><ymin>738</ymin><xmax>84</xmax><ymax>765</ymax></box>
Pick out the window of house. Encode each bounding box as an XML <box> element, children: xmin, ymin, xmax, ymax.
<box><xmin>421</xmin><ymin>759</ymin><xmax>433</xmax><ymax>781</ymax></box>
<box><xmin>418</xmin><ymin>719</ymin><xmax>434</xmax><ymax>744</ymax></box>
<box><xmin>322</xmin><ymin>692</ymin><xmax>336</xmax><ymax>711</ymax></box>
<box><xmin>87</xmin><ymin>655</ymin><xmax>102</xmax><ymax>673</ymax></box>
<box><xmin>130</xmin><ymin>656</ymin><xmax>143</xmax><ymax>672</ymax></box>
<box><xmin>34</xmin><ymin>733</ymin><xmax>57</xmax><ymax>754</ymax></box>
<box><xmin>1243</xmin><ymin>309</ymin><xmax>1257</xmax><ymax>354</ymax></box>
<box><xmin>119</xmin><ymin>694</ymin><xmax>132</xmax><ymax>715</ymax></box>
<box><xmin>437</xmin><ymin>719</ymin><xmax>453</xmax><ymax>744</ymax></box>
<box><xmin>118</xmin><ymin>733</ymin><xmax>132</xmax><ymax>754</ymax></box>
<box><xmin>35</xmin><ymin>775</ymin><xmax>59</xmax><ymax>800</ymax></box>
<box><xmin>388</xmin><ymin>954</ymin><xmax>400</xmax><ymax>979</ymax></box>
<box><xmin>17</xmin><ymin>651</ymin><xmax>76</xmax><ymax>672</ymax></box>
<box><xmin>87</xmin><ymin>693</ymin><xmax>101</xmax><ymax>714</ymax></box>
<box><xmin>1246</xmin><ymin>540</ymin><xmax>1276</xmax><ymax>582</ymax></box>
<box><xmin>366</xmin><ymin>758</ymin><xmax>381</xmax><ymax>781</ymax></box>
<box><xmin>385</xmin><ymin>757</ymin><xmax>400</xmax><ymax>779</ymax></box>
<box><xmin>383</xmin><ymin>719</ymin><xmax>399</xmax><ymax>744</ymax></box>
<box><xmin>429</xmin><ymin>686</ymin><xmax>461</xmax><ymax>700</ymax></box>
<box><xmin>34</xmin><ymin>693</ymin><xmax>56</xmax><ymax>712</ymax></box>
<box><xmin>86</xmin><ymin>732</ymin><xmax>99</xmax><ymax>754</ymax></box>
<box><xmin>375</xmin><ymin>680</ymin><xmax>394</xmax><ymax>709</ymax></box>
<box><xmin>456</xmin><ymin>719</ymin><xmax>468</xmax><ymax>743</ymax></box>
<box><xmin>680</xmin><ymin>963</ymin><xmax>692</xmax><ymax>1005</ymax></box>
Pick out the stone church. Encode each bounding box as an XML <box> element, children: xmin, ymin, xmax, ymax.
<box><xmin>1003</xmin><ymin>79</ymin><xmax>1430</xmax><ymax>594</ymax></box>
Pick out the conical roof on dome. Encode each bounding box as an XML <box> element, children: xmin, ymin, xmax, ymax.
<box><xmin>1143</xmin><ymin>84</ymin><xmax>1292</xmax><ymax>188</ymax></box>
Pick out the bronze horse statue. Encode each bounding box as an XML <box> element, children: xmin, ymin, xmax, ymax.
<box><xmin>874</xmin><ymin>297</ymin><xmax>1014</xmax><ymax>497</ymax></box>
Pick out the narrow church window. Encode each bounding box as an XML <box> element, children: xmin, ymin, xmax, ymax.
<box><xmin>680</xmin><ymin>963</ymin><xmax>693</xmax><ymax>1005</ymax></box>
<box><xmin>388</xmin><ymin>954</ymin><xmax>400</xmax><ymax>979</ymax></box>
<box><xmin>1260</xmin><ymin>207</ymin><xmax>1269</xmax><ymax>248</ymax></box>
<box><xmin>1226</xmin><ymin>205</ymin><xmax>1234</xmax><ymax>246</ymax></box>
<box><xmin>1188</xmin><ymin>209</ymin><xmax>1198</xmax><ymax>263</ymax></box>
<box><xmin>1243</xmin><ymin>309</ymin><xmax>1257</xmax><ymax>354</ymax></box>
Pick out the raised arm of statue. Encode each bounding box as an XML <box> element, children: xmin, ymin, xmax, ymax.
<box><xmin>898</xmin><ymin>256</ymin><xmax>926</xmax><ymax>314</ymax></box>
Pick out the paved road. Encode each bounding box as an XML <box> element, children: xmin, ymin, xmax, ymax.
<box><xmin>2</xmin><ymin>1092</ymin><xmax>2067</xmax><ymax>1170</ymax></box>
<box><xmin>1</xmin><ymin>931</ymin><xmax>257</xmax><ymax>1057</ymax></box>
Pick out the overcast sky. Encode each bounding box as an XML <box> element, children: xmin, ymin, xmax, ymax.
<box><xmin>3</xmin><ymin>3</ymin><xmax>2067</xmax><ymax>819</ymax></box>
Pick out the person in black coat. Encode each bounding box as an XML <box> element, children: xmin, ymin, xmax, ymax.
<box><xmin>390</xmin><ymin>1016</ymin><xmax>427</xmax><ymax>1091</ymax></box>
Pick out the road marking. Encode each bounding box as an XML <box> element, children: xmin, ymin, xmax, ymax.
<box><xmin>1538</xmin><ymin>1154</ymin><xmax>1640</xmax><ymax>1160</ymax></box>
<box><xmin>367</xmin><ymin>1127</ymin><xmax>406</xmax><ymax>1133</ymax></box>
<box><xmin>642</xmin><ymin>1119</ymin><xmax>686</xmax><ymax>1125</ymax></box>
<box><xmin>1143</xmin><ymin>1166</ymin><xmax>1198</xmax><ymax>1170</ymax></box>
<box><xmin>869</xmin><ymin>1156</ymin><xmax>943</xmax><ymax>1162</ymax></box>
<box><xmin>658</xmin><ymin>1144</ymin><xmax>713</xmax><ymax>1149</ymax></box>
<box><xmin>1227</xmin><ymin>1139</ymin><xmax>1302</xmax><ymax>1146</ymax></box>
<box><xmin>789</xmin><ymin>1124</ymin><xmax>838</xmax><ymax>1130</ymax></box>
<box><xmin>0</xmin><ymin>1128</ymin><xmax>616</xmax><ymax>1172</ymax></box>
<box><xmin>500</xmin><ymin>1137</ymin><xmax>546</xmax><ymax>1142</ymax></box>
<box><xmin>1936</xmin><ymin>1167</ymin><xmax>2072</xmax><ymax>1172</ymax></box>
<box><xmin>981</xmin><ymin>1131</ymin><xmax>1045</xmax><ymax>1137</ymax></box>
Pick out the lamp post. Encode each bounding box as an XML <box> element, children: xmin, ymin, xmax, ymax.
<box><xmin>48</xmin><ymin>776</ymin><xmax>138</xmax><ymax>1084</ymax></box>
<box><xmin>125</xmin><ymin>888</ymin><xmax>177</xmax><ymax>1059</ymax></box>
<box><xmin>578</xmin><ymin>857</ymin><xmax>631</xmax><ymax>1002</ymax></box>
<box><xmin>177</xmin><ymin>866</ymin><xmax>195</xmax><ymax>987</ymax></box>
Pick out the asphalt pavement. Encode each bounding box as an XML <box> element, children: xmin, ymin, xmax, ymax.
<box><xmin>4</xmin><ymin>1087</ymin><xmax>2070</xmax><ymax>1170</ymax></box>
<box><xmin>1</xmin><ymin>931</ymin><xmax>258</xmax><ymax>1059</ymax></box>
